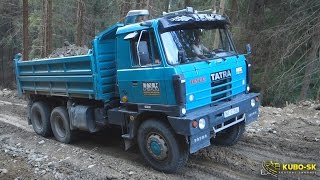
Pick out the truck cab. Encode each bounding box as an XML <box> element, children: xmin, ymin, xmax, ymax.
<box><xmin>111</xmin><ymin>8</ymin><xmax>260</xmax><ymax>172</ymax></box>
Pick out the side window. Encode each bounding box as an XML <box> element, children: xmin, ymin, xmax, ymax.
<box><xmin>131</xmin><ymin>30</ymin><xmax>161</xmax><ymax>66</ymax></box>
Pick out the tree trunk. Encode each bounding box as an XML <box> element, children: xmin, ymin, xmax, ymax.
<box><xmin>0</xmin><ymin>46</ymin><xmax>4</xmax><ymax>87</ymax></box>
<box><xmin>90</xmin><ymin>1</ymin><xmax>98</xmax><ymax>38</ymax></box>
<box><xmin>212</xmin><ymin>0</ymin><xmax>216</xmax><ymax>12</ymax></box>
<box><xmin>299</xmin><ymin>38</ymin><xmax>320</xmax><ymax>101</ymax></box>
<box><xmin>44</xmin><ymin>0</ymin><xmax>48</xmax><ymax>57</ymax></box>
<box><xmin>135</xmin><ymin>0</ymin><xmax>140</xmax><ymax>9</ymax></box>
<box><xmin>40</xmin><ymin>0</ymin><xmax>45</xmax><ymax>58</ymax></box>
<box><xmin>317</xmin><ymin>87</ymin><xmax>320</xmax><ymax>101</ymax></box>
<box><xmin>76</xmin><ymin>0</ymin><xmax>84</xmax><ymax>46</ymax></box>
<box><xmin>299</xmin><ymin>20</ymin><xmax>320</xmax><ymax>101</ymax></box>
<box><xmin>164</xmin><ymin>0</ymin><xmax>171</xmax><ymax>12</ymax></box>
<box><xmin>135</xmin><ymin>0</ymin><xmax>149</xmax><ymax>10</ymax></box>
<box><xmin>22</xmin><ymin>0</ymin><xmax>29</xmax><ymax>60</ymax></box>
<box><xmin>46</xmin><ymin>0</ymin><xmax>52</xmax><ymax>55</ymax></box>
<box><xmin>141</xmin><ymin>0</ymin><xmax>149</xmax><ymax>10</ymax></box>
<box><xmin>218</xmin><ymin>0</ymin><xmax>226</xmax><ymax>14</ymax></box>
<box><xmin>184</xmin><ymin>0</ymin><xmax>191</xmax><ymax>8</ymax></box>
<box><xmin>140</xmin><ymin>0</ymin><xmax>149</xmax><ymax>20</ymax></box>
<box><xmin>41</xmin><ymin>0</ymin><xmax>53</xmax><ymax>58</ymax></box>
<box><xmin>246</xmin><ymin>0</ymin><xmax>265</xmax><ymax>31</ymax></box>
<box><xmin>229</xmin><ymin>0</ymin><xmax>238</xmax><ymax>24</ymax></box>
<box><xmin>213</xmin><ymin>0</ymin><xmax>225</xmax><ymax>49</ymax></box>
<box><xmin>318</xmin><ymin>48</ymin><xmax>320</xmax><ymax>100</ymax></box>
<box><xmin>120</xmin><ymin>0</ymin><xmax>132</xmax><ymax>21</ymax></box>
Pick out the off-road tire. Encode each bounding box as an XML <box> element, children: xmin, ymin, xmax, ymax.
<box><xmin>211</xmin><ymin>122</ymin><xmax>245</xmax><ymax>146</ymax></box>
<box><xmin>137</xmin><ymin>119</ymin><xmax>188</xmax><ymax>173</ymax></box>
<box><xmin>30</xmin><ymin>101</ymin><xmax>51</xmax><ymax>137</ymax></box>
<box><xmin>50</xmin><ymin>106</ymin><xmax>74</xmax><ymax>143</ymax></box>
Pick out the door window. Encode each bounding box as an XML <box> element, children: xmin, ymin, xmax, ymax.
<box><xmin>130</xmin><ymin>30</ymin><xmax>161</xmax><ymax>67</ymax></box>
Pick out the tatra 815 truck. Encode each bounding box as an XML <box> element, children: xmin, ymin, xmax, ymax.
<box><xmin>14</xmin><ymin>7</ymin><xmax>260</xmax><ymax>173</ymax></box>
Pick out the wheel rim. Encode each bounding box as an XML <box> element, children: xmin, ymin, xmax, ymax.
<box><xmin>33</xmin><ymin>111</ymin><xmax>43</xmax><ymax>131</ymax></box>
<box><xmin>146</xmin><ymin>133</ymin><xmax>168</xmax><ymax>161</ymax></box>
<box><xmin>54</xmin><ymin>115</ymin><xmax>66</xmax><ymax>138</ymax></box>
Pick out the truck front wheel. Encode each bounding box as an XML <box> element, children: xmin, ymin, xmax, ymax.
<box><xmin>30</xmin><ymin>101</ymin><xmax>51</xmax><ymax>137</ymax></box>
<box><xmin>137</xmin><ymin>119</ymin><xmax>188</xmax><ymax>173</ymax></box>
<box><xmin>211</xmin><ymin>122</ymin><xmax>245</xmax><ymax>146</ymax></box>
<box><xmin>50</xmin><ymin>106</ymin><xmax>74</xmax><ymax>144</ymax></box>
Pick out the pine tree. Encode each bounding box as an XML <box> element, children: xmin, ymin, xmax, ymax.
<box><xmin>76</xmin><ymin>0</ymin><xmax>85</xmax><ymax>46</ymax></box>
<box><xmin>23</xmin><ymin>0</ymin><xmax>29</xmax><ymax>60</ymax></box>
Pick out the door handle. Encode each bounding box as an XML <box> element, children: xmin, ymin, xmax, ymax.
<box><xmin>132</xmin><ymin>81</ymin><xmax>138</xmax><ymax>86</ymax></box>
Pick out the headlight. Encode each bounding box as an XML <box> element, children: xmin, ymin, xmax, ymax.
<box><xmin>199</xmin><ymin>118</ymin><xmax>206</xmax><ymax>129</ymax></box>
<box><xmin>181</xmin><ymin>108</ymin><xmax>186</xmax><ymax>115</ymax></box>
<box><xmin>251</xmin><ymin>99</ymin><xmax>256</xmax><ymax>107</ymax></box>
<box><xmin>189</xmin><ymin>94</ymin><xmax>194</xmax><ymax>102</ymax></box>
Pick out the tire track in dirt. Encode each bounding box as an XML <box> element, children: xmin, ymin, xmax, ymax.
<box><xmin>237</xmin><ymin>136</ymin><xmax>320</xmax><ymax>161</ymax></box>
<box><xmin>0</xmin><ymin>114</ymin><xmax>32</xmax><ymax>132</ymax></box>
<box><xmin>0</xmin><ymin>100</ymin><xmax>27</xmax><ymax>107</ymax></box>
<box><xmin>0</xmin><ymin>98</ymin><xmax>319</xmax><ymax>180</ymax></box>
<box><xmin>0</xmin><ymin>99</ymin><xmax>256</xmax><ymax>179</ymax></box>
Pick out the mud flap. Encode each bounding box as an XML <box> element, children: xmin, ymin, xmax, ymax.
<box><xmin>122</xmin><ymin>136</ymin><xmax>136</xmax><ymax>151</ymax></box>
<box><xmin>27</xmin><ymin>100</ymin><xmax>32</xmax><ymax>125</ymax></box>
<box><xmin>245</xmin><ymin>108</ymin><xmax>259</xmax><ymax>124</ymax></box>
<box><xmin>189</xmin><ymin>130</ymin><xmax>210</xmax><ymax>153</ymax></box>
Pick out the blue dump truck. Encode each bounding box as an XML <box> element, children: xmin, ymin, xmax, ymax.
<box><xmin>14</xmin><ymin>7</ymin><xmax>260</xmax><ymax>173</ymax></box>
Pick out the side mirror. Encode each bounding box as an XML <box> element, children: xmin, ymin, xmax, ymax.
<box><xmin>178</xmin><ymin>50</ymin><xmax>187</xmax><ymax>64</ymax></box>
<box><xmin>246</xmin><ymin>44</ymin><xmax>252</xmax><ymax>55</ymax></box>
<box><xmin>136</xmin><ymin>30</ymin><xmax>147</xmax><ymax>66</ymax></box>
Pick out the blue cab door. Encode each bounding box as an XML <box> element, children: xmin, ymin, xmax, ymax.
<box><xmin>118</xmin><ymin>30</ymin><xmax>167</xmax><ymax>105</ymax></box>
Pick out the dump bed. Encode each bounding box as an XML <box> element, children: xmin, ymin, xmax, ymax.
<box><xmin>14</xmin><ymin>24</ymin><xmax>122</xmax><ymax>102</ymax></box>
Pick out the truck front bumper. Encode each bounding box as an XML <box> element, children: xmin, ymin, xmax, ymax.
<box><xmin>167</xmin><ymin>93</ymin><xmax>260</xmax><ymax>153</ymax></box>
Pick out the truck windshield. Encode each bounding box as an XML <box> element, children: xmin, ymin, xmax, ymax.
<box><xmin>160</xmin><ymin>28</ymin><xmax>235</xmax><ymax>65</ymax></box>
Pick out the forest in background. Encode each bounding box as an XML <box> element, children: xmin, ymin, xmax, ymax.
<box><xmin>0</xmin><ymin>0</ymin><xmax>319</xmax><ymax>106</ymax></box>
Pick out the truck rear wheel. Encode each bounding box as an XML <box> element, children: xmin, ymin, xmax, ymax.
<box><xmin>211</xmin><ymin>122</ymin><xmax>245</xmax><ymax>146</ymax></box>
<box><xmin>30</xmin><ymin>101</ymin><xmax>51</xmax><ymax>137</ymax></box>
<box><xmin>137</xmin><ymin>119</ymin><xmax>188</xmax><ymax>173</ymax></box>
<box><xmin>50</xmin><ymin>106</ymin><xmax>73</xmax><ymax>144</ymax></box>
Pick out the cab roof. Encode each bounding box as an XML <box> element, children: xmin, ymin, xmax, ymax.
<box><xmin>116</xmin><ymin>12</ymin><xmax>229</xmax><ymax>35</ymax></box>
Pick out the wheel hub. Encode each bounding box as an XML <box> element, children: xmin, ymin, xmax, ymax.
<box><xmin>147</xmin><ymin>134</ymin><xmax>168</xmax><ymax>160</ymax></box>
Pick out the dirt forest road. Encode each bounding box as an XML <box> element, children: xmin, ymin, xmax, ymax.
<box><xmin>0</xmin><ymin>92</ymin><xmax>319</xmax><ymax>179</ymax></box>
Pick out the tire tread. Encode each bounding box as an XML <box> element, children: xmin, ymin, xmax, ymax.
<box><xmin>30</xmin><ymin>101</ymin><xmax>52</xmax><ymax>137</ymax></box>
<box><xmin>137</xmin><ymin>119</ymin><xmax>188</xmax><ymax>173</ymax></box>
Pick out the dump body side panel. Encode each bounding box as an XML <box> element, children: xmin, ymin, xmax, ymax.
<box><xmin>15</xmin><ymin>54</ymin><xmax>96</xmax><ymax>99</ymax></box>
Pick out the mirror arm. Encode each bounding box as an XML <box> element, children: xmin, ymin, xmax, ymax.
<box><xmin>245</xmin><ymin>44</ymin><xmax>252</xmax><ymax>56</ymax></box>
<box><xmin>178</xmin><ymin>49</ymin><xmax>187</xmax><ymax>64</ymax></box>
<box><xmin>136</xmin><ymin>30</ymin><xmax>146</xmax><ymax>66</ymax></box>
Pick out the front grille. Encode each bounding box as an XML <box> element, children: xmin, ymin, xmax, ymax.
<box><xmin>211</xmin><ymin>76</ymin><xmax>232</xmax><ymax>103</ymax></box>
